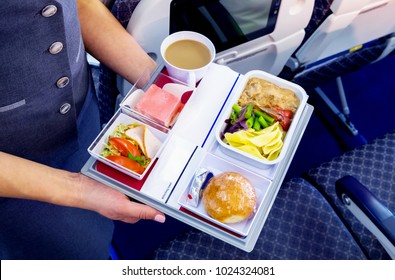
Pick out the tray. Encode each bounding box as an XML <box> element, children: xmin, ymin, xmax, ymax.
<box><xmin>82</xmin><ymin>63</ymin><xmax>313</xmax><ymax>252</ymax></box>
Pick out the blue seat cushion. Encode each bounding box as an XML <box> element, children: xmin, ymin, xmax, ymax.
<box><xmin>307</xmin><ymin>130</ymin><xmax>395</xmax><ymax>259</ymax></box>
<box><xmin>153</xmin><ymin>178</ymin><xmax>366</xmax><ymax>260</ymax></box>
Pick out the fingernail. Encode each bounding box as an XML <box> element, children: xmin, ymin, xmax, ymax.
<box><xmin>154</xmin><ymin>214</ymin><xmax>166</xmax><ymax>223</ymax></box>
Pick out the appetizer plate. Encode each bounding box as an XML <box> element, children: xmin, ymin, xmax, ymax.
<box><xmin>178</xmin><ymin>153</ymin><xmax>271</xmax><ymax>237</ymax></box>
<box><xmin>88</xmin><ymin>111</ymin><xmax>168</xmax><ymax>180</ymax></box>
<box><xmin>120</xmin><ymin>72</ymin><xmax>195</xmax><ymax>131</ymax></box>
<box><xmin>216</xmin><ymin>70</ymin><xmax>308</xmax><ymax>169</ymax></box>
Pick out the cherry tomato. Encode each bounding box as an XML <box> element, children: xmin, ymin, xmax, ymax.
<box><xmin>273</xmin><ymin>108</ymin><xmax>294</xmax><ymax>131</ymax></box>
<box><xmin>106</xmin><ymin>155</ymin><xmax>145</xmax><ymax>174</ymax></box>
<box><xmin>108</xmin><ymin>137</ymin><xmax>141</xmax><ymax>157</ymax></box>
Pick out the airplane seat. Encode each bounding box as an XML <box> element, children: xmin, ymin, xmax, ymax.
<box><xmin>101</xmin><ymin>0</ymin><xmax>115</xmax><ymax>8</ymax></box>
<box><xmin>278</xmin><ymin>0</ymin><xmax>335</xmax><ymax>81</ymax></box>
<box><xmin>307</xmin><ymin>129</ymin><xmax>395</xmax><ymax>259</ymax></box>
<box><xmin>289</xmin><ymin>0</ymin><xmax>395</xmax><ymax>69</ymax></box>
<box><xmin>152</xmin><ymin>178</ymin><xmax>367</xmax><ymax>260</ymax></box>
<box><xmin>279</xmin><ymin>0</ymin><xmax>395</xmax><ymax>136</ymax></box>
<box><xmin>301</xmin><ymin>0</ymin><xmax>334</xmax><ymax>46</ymax></box>
<box><xmin>287</xmin><ymin>33</ymin><xmax>395</xmax><ymax>89</ymax></box>
<box><xmin>335</xmin><ymin>176</ymin><xmax>395</xmax><ymax>259</ymax></box>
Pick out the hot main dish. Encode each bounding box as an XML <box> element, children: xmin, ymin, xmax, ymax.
<box><xmin>100</xmin><ymin>123</ymin><xmax>162</xmax><ymax>174</ymax></box>
<box><xmin>221</xmin><ymin>77</ymin><xmax>300</xmax><ymax>161</ymax></box>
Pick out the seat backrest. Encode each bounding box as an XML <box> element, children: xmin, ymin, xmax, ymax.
<box><xmin>295</xmin><ymin>0</ymin><xmax>395</xmax><ymax>67</ymax></box>
<box><xmin>289</xmin><ymin>33</ymin><xmax>395</xmax><ymax>88</ymax></box>
<box><xmin>127</xmin><ymin>0</ymin><xmax>315</xmax><ymax>75</ymax></box>
<box><xmin>101</xmin><ymin>0</ymin><xmax>115</xmax><ymax>8</ymax></box>
<box><xmin>126</xmin><ymin>0</ymin><xmax>172</xmax><ymax>62</ymax></box>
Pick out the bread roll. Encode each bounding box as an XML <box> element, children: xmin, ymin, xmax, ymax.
<box><xmin>202</xmin><ymin>172</ymin><xmax>256</xmax><ymax>224</ymax></box>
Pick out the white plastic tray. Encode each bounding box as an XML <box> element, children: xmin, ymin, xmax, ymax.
<box><xmin>120</xmin><ymin>72</ymin><xmax>195</xmax><ymax>132</ymax></box>
<box><xmin>88</xmin><ymin>111</ymin><xmax>168</xmax><ymax>180</ymax></box>
<box><xmin>216</xmin><ymin>70</ymin><xmax>308</xmax><ymax>168</ymax></box>
<box><xmin>178</xmin><ymin>153</ymin><xmax>271</xmax><ymax>237</ymax></box>
<box><xmin>82</xmin><ymin>64</ymin><xmax>313</xmax><ymax>252</ymax></box>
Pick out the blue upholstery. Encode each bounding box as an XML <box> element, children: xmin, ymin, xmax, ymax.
<box><xmin>153</xmin><ymin>178</ymin><xmax>366</xmax><ymax>260</ymax></box>
<box><xmin>300</xmin><ymin>0</ymin><xmax>334</xmax><ymax>48</ymax></box>
<box><xmin>307</xmin><ymin>130</ymin><xmax>395</xmax><ymax>259</ymax></box>
<box><xmin>287</xmin><ymin>36</ymin><xmax>392</xmax><ymax>89</ymax></box>
<box><xmin>97</xmin><ymin>0</ymin><xmax>141</xmax><ymax>126</ymax></box>
<box><xmin>278</xmin><ymin>0</ymin><xmax>393</xmax><ymax>89</ymax></box>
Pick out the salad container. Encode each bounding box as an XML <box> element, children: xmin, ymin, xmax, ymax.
<box><xmin>88</xmin><ymin>111</ymin><xmax>168</xmax><ymax>180</ymax></box>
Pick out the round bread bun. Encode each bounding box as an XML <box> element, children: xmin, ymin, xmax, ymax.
<box><xmin>202</xmin><ymin>172</ymin><xmax>256</xmax><ymax>224</ymax></box>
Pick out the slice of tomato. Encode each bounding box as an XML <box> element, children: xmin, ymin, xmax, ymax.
<box><xmin>108</xmin><ymin>137</ymin><xmax>141</xmax><ymax>157</ymax></box>
<box><xmin>106</xmin><ymin>155</ymin><xmax>145</xmax><ymax>174</ymax></box>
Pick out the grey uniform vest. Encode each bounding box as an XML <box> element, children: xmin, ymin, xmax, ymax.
<box><xmin>0</xmin><ymin>1</ymin><xmax>114</xmax><ymax>260</ymax></box>
<box><xmin>0</xmin><ymin>0</ymin><xmax>95</xmax><ymax>169</ymax></box>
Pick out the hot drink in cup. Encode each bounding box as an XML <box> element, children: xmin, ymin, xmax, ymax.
<box><xmin>160</xmin><ymin>31</ymin><xmax>216</xmax><ymax>87</ymax></box>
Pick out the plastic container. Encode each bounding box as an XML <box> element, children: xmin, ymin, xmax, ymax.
<box><xmin>216</xmin><ymin>70</ymin><xmax>308</xmax><ymax>169</ymax></box>
<box><xmin>178</xmin><ymin>153</ymin><xmax>271</xmax><ymax>237</ymax></box>
<box><xmin>120</xmin><ymin>72</ymin><xmax>195</xmax><ymax>132</ymax></box>
<box><xmin>88</xmin><ymin>111</ymin><xmax>168</xmax><ymax>180</ymax></box>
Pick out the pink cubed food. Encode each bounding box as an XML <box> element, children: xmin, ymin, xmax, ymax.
<box><xmin>134</xmin><ymin>84</ymin><xmax>181</xmax><ymax>127</ymax></box>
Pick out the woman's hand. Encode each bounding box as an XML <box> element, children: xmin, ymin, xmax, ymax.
<box><xmin>77</xmin><ymin>174</ymin><xmax>165</xmax><ymax>224</ymax></box>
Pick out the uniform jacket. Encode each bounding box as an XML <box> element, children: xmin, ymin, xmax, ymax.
<box><xmin>0</xmin><ymin>1</ymin><xmax>113</xmax><ymax>260</ymax></box>
<box><xmin>0</xmin><ymin>0</ymin><xmax>100</xmax><ymax>170</ymax></box>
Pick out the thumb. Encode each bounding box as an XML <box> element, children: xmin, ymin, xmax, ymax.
<box><xmin>129</xmin><ymin>200</ymin><xmax>166</xmax><ymax>223</ymax></box>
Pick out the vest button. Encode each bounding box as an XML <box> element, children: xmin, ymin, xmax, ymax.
<box><xmin>59</xmin><ymin>103</ymin><xmax>71</xmax><ymax>114</ymax></box>
<box><xmin>49</xmin><ymin>42</ymin><xmax>63</xmax><ymax>54</ymax></box>
<box><xmin>41</xmin><ymin>5</ymin><xmax>57</xmax><ymax>17</ymax></box>
<box><xmin>56</xmin><ymin>76</ymin><xmax>70</xmax><ymax>88</ymax></box>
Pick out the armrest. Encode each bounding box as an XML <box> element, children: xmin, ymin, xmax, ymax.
<box><xmin>336</xmin><ymin>175</ymin><xmax>395</xmax><ymax>259</ymax></box>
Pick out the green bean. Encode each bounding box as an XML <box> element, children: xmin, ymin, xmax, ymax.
<box><xmin>254</xmin><ymin>109</ymin><xmax>274</xmax><ymax>124</ymax></box>
<box><xmin>230</xmin><ymin>111</ymin><xmax>237</xmax><ymax>124</ymax></box>
<box><xmin>258</xmin><ymin>115</ymin><xmax>269</xmax><ymax>128</ymax></box>
<box><xmin>246</xmin><ymin>116</ymin><xmax>254</xmax><ymax>128</ymax></box>
<box><xmin>262</xmin><ymin>113</ymin><xmax>274</xmax><ymax>124</ymax></box>
<box><xmin>244</xmin><ymin>104</ymin><xmax>253</xmax><ymax>119</ymax></box>
<box><xmin>232</xmin><ymin>104</ymin><xmax>241</xmax><ymax>115</ymax></box>
<box><xmin>253</xmin><ymin>117</ymin><xmax>261</xmax><ymax>131</ymax></box>
<box><xmin>253</xmin><ymin>109</ymin><xmax>264</xmax><ymax>118</ymax></box>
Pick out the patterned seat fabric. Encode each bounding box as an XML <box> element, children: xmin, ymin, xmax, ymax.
<box><xmin>307</xmin><ymin>130</ymin><xmax>395</xmax><ymax>259</ymax></box>
<box><xmin>97</xmin><ymin>0</ymin><xmax>141</xmax><ymax>126</ymax></box>
<box><xmin>153</xmin><ymin>178</ymin><xmax>366</xmax><ymax>260</ymax></box>
<box><xmin>278</xmin><ymin>0</ymin><xmax>392</xmax><ymax>88</ymax></box>
<box><xmin>289</xmin><ymin>36</ymin><xmax>392</xmax><ymax>89</ymax></box>
<box><xmin>299</xmin><ymin>0</ymin><xmax>334</xmax><ymax>48</ymax></box>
